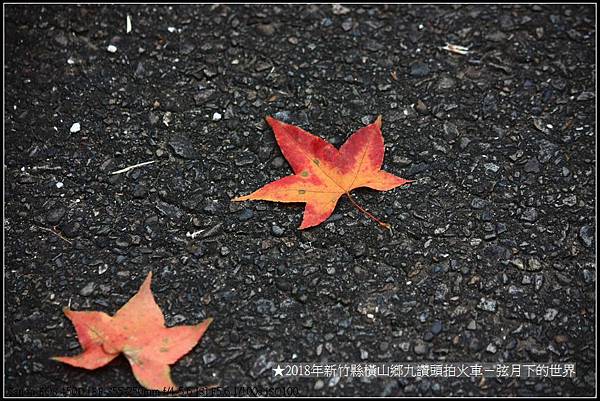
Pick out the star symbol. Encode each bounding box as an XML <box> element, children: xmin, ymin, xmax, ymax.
<box><xmin>273</xmin><ymin>364</ymin><xmax>284</xmax><ymax>376</ymax></box>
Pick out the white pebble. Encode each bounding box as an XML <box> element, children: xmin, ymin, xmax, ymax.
<box><xmin>107</xmin><ymin>44</ymin><xmax>117</xmax><ymax>53</ymax></box>
<box><xmin>56</xmin><ymin>182</ymin><xmax>64</xmax><ymax>189</ymax></box>
<box><xmin>70</xmin><ymin>122</ymin><xmax>81</xmax><ymax>133</ymax></box>
<box><xmin>212</xmin><ymin>112</ymin><xmax>222</xmax><ymax>121</ymax></box>
<box><xmin>67</xmin><ymin>57</ymin><xmax>75</xmax><ymax>65</ymax></box>
<box><xmin>168</xmin><ymin>26</ymin><xmax>176</xmax><ymax>33</ymax></box>
<box><xmin>484</xmin><ymin>162</ymin><xmax>500</xmax><ymax>172</ymax></box>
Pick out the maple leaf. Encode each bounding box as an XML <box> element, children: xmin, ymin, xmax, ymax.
<box><xmin>233</xmin><ymin>115</ymin><xmax>413</xmax><ymax>229</ymax></box>
<box><xmin>52</xmin><ymin>272</ymin><xmax>212</xmax><ymax>391</ymax></box>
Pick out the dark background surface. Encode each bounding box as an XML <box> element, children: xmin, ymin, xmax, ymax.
<box><xmin>4</xmin><ymin>4</ymin><xmax>596</xmax><ymax>396</ymax></box>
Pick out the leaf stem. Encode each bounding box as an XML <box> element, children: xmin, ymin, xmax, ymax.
<box><xmin>345</xmin><ymin>192</ymin><xmax>391</xmax><ymax>231</ymax></box>
<box><xmin>35</xmin><ymin>225</ymin><xmax>73</xmax><ymax>244</ymax></box>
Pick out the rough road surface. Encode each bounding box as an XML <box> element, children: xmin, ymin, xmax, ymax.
<box><xmin>5</xmin><ymin>4</ymin><xmax>596</xmax><ymax>397</ymax></box>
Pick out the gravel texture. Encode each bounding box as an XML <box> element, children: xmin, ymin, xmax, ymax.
<box><xmin>4</xmin><ymin>4</ymin><xmax>596</xmax><ymax>397</ymax></box>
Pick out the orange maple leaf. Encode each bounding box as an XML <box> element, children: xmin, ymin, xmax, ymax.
<box><xmin>52</xmin><ymin>272</ymin><xmax>212</xmax><ymax>391</ymax></box>
<box><xmin>233</xmin><ymin>115</ymin><xmax>413</xmax><ymax>229</ymax></box>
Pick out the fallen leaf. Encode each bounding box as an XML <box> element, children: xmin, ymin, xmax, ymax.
<box><xmin>52</xmin><ymin>272</ymin><xmax>212</xmax><ymax>391</ymax></box>
<box><xmin>233</xmin><ymin>115</ymin><xmax>413</xmax><ymax>229</ymax></box>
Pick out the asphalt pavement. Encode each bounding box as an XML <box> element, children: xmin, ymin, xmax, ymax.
<box><xmin>4</xmin><ymin>4</ymin><xmax>596</xmax><ymax>396</ymax></box>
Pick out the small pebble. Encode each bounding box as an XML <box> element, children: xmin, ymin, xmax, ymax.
<box><xmin>528</xmin><ymin>258</ymin><xmax>542</xmax><ymax>271</ymax></box>
<box><xmin>272</xmin><ymin>157</ymin><xmax>285</xmax><ymax>168</ymax></box>
<box><xmin>478</xmin><ymin>297</ymin><xmax>497</xmax><ymax>312</ymax></box>
<box><xmin>431</xmin><ymin>320</ymin><xmax>443</xmax><ymax>335</ymax></box>
<box><xmin>544</xmin><ymin>308</ymin><xmax>558</xmax><ymax>321</ymax></box>
<box><xmin>524</xmin><ymin>158</ymin><xmax>541</xmax><ymax>173</ymax></box>
<box><xmin>521</xmin><ymin>208</ymin><xmax>538</xmax><ymax>222</ymax></box>
<box><xmin>70</xmin><ymin>123</ymin><xmax>81</xmax><ymax>133</ymax></box>
<box><xmin>203</xmin><ymin>353</ymin><xmax>217</xmax><ymax>365</ymax></box>
<box><xmin>61</xmin><ymin>221</ymin><xmax>80</xmax><ymax>238</ymax></box>
<box><xmin>80</xmin><ymin>282</ymin><xmax>96</xmax><ymax>297</ymax></box>
<box><xmin>238</xmin><ymin>208</ymin><xmax>254</xmax><ymax>221</ymax></box>
<box><xmin>47</xmin><ymin>207</ymin><xmax>66</xmax><ymax>224</ymax></box>
<box><xmin>484</xmin><ymin>162</ymin><xmax>500</xmax><ymax>173</ymax></box>
<box><xmin>415</xmin><ymin>99</ymin><xmax>428</xmax><ymax>113</ymax></box>
<box><xmin>360</xmin><ymin>349</ymin><xmax>368</xmax><ymax>360</ymax></box>
<box><xmin>272</xmin><ymin>225</ymin><xmax>284</xmax><ymax>236</ymax></box>
<box><xmin>579</xmin><ymin>225</ymin><xmax>593</xmax><ymax>247</ymax></box>
<box><xmin>410</xmin><ymin>62</ymin><xmax>430</xmax><ymax>77</ymax></box>
<box><xmin>107</xmin><ymin>44</ymin><xmax>117</xmax><ymax>53</ymax></box>
<box><xmin>414</xmin><ymin>342</ymin><xmax>427</xmax><ymax>355</ymax></box>
<box><xmin>582</xmin><ymin>269</ymin><xmax>594</xmax><ymax>284</ymax></box>
<box><xmin>486</xmin><ymin>343</ymin><xmax>497</xmax><ymax>353</ymax></box>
